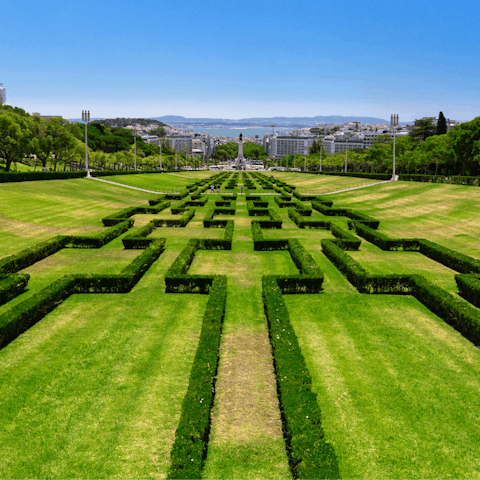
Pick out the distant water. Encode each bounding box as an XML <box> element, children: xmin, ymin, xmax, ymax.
<box><xmin>187</xmin><ymin>127</ymin><xmax>293</xmax><ymax>138</ymax></box>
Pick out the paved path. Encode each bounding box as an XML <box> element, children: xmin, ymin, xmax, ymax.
<box><xmin>88</xmin><ymin>176</ymin><xmax>177</xmax><ymax>194</ymax></box>
<box><xmin>320</xmin><ymin>179</ymin><xmax>392</xmax><ymax>195</ymax></box>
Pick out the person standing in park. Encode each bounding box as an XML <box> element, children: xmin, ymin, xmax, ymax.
<box><xmin>211</xmin><ymin>183</ymin><xmax>214</xmax><ymax>193</ymax></box>
<box><xmin>240</xmin><ymin>185</ymin><xmax>244</xmax><ymax>194</ymax></box>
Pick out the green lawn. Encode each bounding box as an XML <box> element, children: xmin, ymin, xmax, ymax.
<box><xmin>286</xmin><ymin>293</ymin><xmax>480</xmax><ymax>479</ymax></box>
<box><xmin>1</xmin><ymin>171</ymin><xmax>480</xmax><ymax>479</ymax></box>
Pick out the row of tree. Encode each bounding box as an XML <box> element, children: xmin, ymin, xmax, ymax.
<box><xmin>287</xmin><ymin>115</ymin><xmax>479</xmax><ymax>176</ymax></box>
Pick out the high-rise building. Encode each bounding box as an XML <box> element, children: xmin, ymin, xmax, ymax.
<box><xmin>0</xmin><ymin>84</ymin><xmax>6</xmax><ymax>105</ymax></box>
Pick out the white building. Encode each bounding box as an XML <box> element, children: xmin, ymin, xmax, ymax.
<box><xmin>0</xmin><ymin>85</ymin><xmax>6</xmax><ymax>105</ymax></box>
<box><xmin>323</xmin><ymin>134</ymin><xmax>365</xmax><ymax>154</ymax></box>
<box><xmin>268</xmin><ymin>134</ymin><xmax>316</xmax><ymax>158</ymax></box>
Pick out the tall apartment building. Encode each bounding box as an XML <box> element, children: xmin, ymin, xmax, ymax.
<box><xmin>323</xmin><ymin>134</ymin><xmax>364</xmax><ymax>154</ymax></box>
<box><xmin>166</xmin><ymin>132</ymin><xmax>214</xmax><ymax>157</ymax></box>
<box><xmin>268</xmin><ymin>134</ymin><xmax>315</xmax><ymax>158</ymax></box>
<box><xmin>0</xmin><ymin>84</ymin><xmax>6</xmax><ymax>105</ymax></box>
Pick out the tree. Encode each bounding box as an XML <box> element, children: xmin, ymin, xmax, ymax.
<box><xmin>31</xmin><ymin>116</ymin><xmax>54</xmax><ymax>168</ymax></box>
<box><xmin>0</xmin><ymin>112</ymin><xmax>33</xmax><ymax>171</ymax></box>
<box><xmin>437</xmin><ymin>112</ymin><xmax>447</xmax><ymax>135</ymax></box>
<box><xmin>409</xmin><ymin>118</ymin><xmax>436</xmax><ymax>142</ymax></box>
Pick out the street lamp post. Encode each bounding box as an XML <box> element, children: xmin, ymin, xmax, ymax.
<box><xmin>82</xmin><ymin>110</ymin><xmax>90</xmax><ymax>177</ymax></box>
<box><xmin>132</xmin><ymin>129</ymin><xmax>137</xmax><ymax>171</ymax></box>
<box><xmin>391</xmin><ymin>114</ymin><xmax>399</xmax><ymax>180</ymax></box>
<box><xmin>159</xmin><ymin>144</ymin><xmax>162</xmax><ymax>170</ymax></box>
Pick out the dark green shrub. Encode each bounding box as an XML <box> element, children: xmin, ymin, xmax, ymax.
<box><xmin>167</xmin><ymin>277</ymin><xmax>227</xmax><ymax>479</ymax></box>
<box><xmin>0</xmin><ymin>236</ymin><xmax>69</xmax><ymax>273</ymax></box>
<box><xmin>456</xmin><ymin>274</ymin><xmax>480</xmax><ymax>307</ymax></box>
<box><xmin>288</xmin><ymin>209</ymin><xmax>329</xmax><ymax>229</ymax></box>
<box><xmin>262</xmin><ymin>276</ymin><xmax>340</xmax><ymax>479</ymax></box>
<box><xmin>0</xmin><ymin>274</ymin><xmax>30</xmax><ymax>305</ymax></box>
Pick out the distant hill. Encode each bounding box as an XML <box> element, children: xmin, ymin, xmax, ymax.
<box><xmin>92</xmin><ymin>118</ymin><xmax>166</xmax><ymax>128</ymax></box>
<box><xmin>153</xmin><ymin>115</ymin><xmax>402</xmax><ymax>125</ymax></box>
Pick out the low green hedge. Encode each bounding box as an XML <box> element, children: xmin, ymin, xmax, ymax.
<box><xmin>330</xmin><ymin>224</ymin><xmax>361</xmax><ymax>250</ymax></box>
<box><xmin>0</xmin><ymin>274</ymin><xmax>30</xmax><ymax>305</ymax></box>
<box><xmin>67</xmin><ymin>220</ymin><xmax>133</xmax><ymax>248</ymax></box>
<box><xmin>288</xmin><ymin>209</ymin><xmax>328</xmax><ymax>229</ymax></box>
<box><xmin>167</xmin><ymin>275</ymin><xmax>226</xmax><ymax>479</ymax></box>
<box><xmin>262</xmin><ymin>276</ymin><xmax>340</xmax><ymax>479</ymax></box>
<box><xmin>102</xmin><ymin>201</ymin><xmax>170</xmax><ymax>226</ymax></box>
<box><xmin>353</xmin><ymin>222</ymin><xmax>420</xmax><ymax>251</ymax></box>
<box><xmin>154</xmin><ymin>209</ymin><xmax>195</xmax><ymax>228</ymax></box>
<box><xmin>0</xmin><ymin>236</ymin><xmax>69</xmax><ymax>274</ymax></box>
<box><xmin>166</xmin><ymin>190</ymin><xmax>189</xmax><ymax>200</ymax></box>
<box><xmin>419</xmin><ymin>239</ymin><xmax>480</xmax><ymax>274</ymax></box>
<box><xmin>0</xmin><ymin>239</ymin><xmax>165</xmax><ymax>350</ymax></box>
<box><xmin>322</xmin><ymin>239</ymin><xmax>480</xmax><ymax>345</ymax></box>
<box><xmin>252</xmin><ymin>221</ymin><xmax>288</xmax><ymax>251</ymax></box>
<box><xmin>199</xmin><ymin>221</ymin><xmax>234</xmax><ymax>251</ymax></box>
<box><xmin>312</xmin><ymin>202</ymin><xmax>380</xmax><ymax>229</ymax></box>
<box><xmin>455</xmin><ymin>274</ymin><xmax>480</xmax><ymax>308</ymax></box>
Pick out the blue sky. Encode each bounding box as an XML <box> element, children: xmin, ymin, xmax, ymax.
<box><xmin>2</xmin><ymin>0</ymin><xmax>479</xmax><ymax>121</ymax></box>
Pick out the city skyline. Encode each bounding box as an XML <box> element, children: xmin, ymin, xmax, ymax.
<box><xmin>2</xmin><ymin>0</ymin><xmax>479</xmax><ymax>122</ymax></box>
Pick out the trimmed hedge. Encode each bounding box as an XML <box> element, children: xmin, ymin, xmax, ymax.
<box><xmin>252</xmin><ymin>221</ymin><xmax>288</xmax><ymax>251</ymax></box>
<box><xmin>456</xmin><ymin>274</ymin><xmax>480</xmax><ymax>308</ymax></box>
<box><xmin>167</xmin><ymin>275</ymin><xmax>227</xmax><ymax>479</ymax></box>
<box><xmin>262</xmin><ymin>276</ymin><xmax>340</xmax><ymax>479</ymax></box>
<box><xmin>330</xmin><ymin>224</ymin><xmax>361</xmax><ymax>250</ymax></box>
<box><xmin>288</xmin><ymin>209</ymin><xmax>328</xmax><ymax>229</ymax></box>
<box><xmin>322</xmin><ymin>239</ymin><xmax>480</xmax><ymax>345</ymax></box>
<box><xmin>67</xmin><ymin>220</ymin><xmax>133</xmax><ymax>248</ymax></box>
<box><xmin>199</xmin><ymin>221</ymin><xmax>234</xmax><ymax>251</ymax></box>
<box><xmin>154</xmin><ymin>208</ymin><xmax>195</xmax><ymax>228</ymax></box>
<box><xmin>103</xmin><ymin>201</ymin><xmax>171</xmax><ymax>226</ymax></box>
<box><xmin>166</xmin><ymin>190</ymin><xmax>189</xmax><ymax>200</ymax></box>
<box><xmin>352</xmin><ymin>222</ymin><xmax>420</xmax><ymax>251</ymax></box>
<box><xmin>418</xmin><ymin>239</ymin><xmax>480</xmax><ymax>274</ymax></box>
<box><xmin>0</xmin><ymin>239</ymin><xmax>165</xmax><ymax>350</ymax></box>
<box><xmin>0</xmin><ymin>274</ymin><xmax>30</xmax><ymax>305</ymax></box>
<box><xmin>312</xmin><ymin>202</ymin><xmax>380</xmax><ymax>229</ymax></box>
<box><xmin>0</xmin><ymin>236</ymin><xmax>69</xmax><ymax>274</ymax></box>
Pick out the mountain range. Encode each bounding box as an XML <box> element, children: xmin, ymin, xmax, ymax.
<box><xmin>153</xmin><ymin>115</ymin><xmax>408</xmax><ymax>125</ymax></box>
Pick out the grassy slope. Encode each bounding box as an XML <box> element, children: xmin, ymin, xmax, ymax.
<box><xmin>0</xmin><ymin>175</ymin><xmax>215</xmax><ymax>478</ymax></box>
<box><xmin>270</xmin><ymin>171</ymin><xmax>381</xmax><ymax>193</ymax></box>
<box><xmin>286</xmin><ymin>294</ymin><xmax>480</xmax><ymax>479</ymax></box>
<box><xmin>187</xmin><ymin>196</ymin><xmax>292</xmax><ymax>479</ymax></box>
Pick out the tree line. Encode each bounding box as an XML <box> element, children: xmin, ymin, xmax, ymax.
<box><xmin>284</xmin><ymin>114</ymin><xmax>480</xmax><ymax>176</ymax></box>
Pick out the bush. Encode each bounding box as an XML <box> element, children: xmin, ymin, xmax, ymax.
<box><xmin>262</xmin><ymin>276</ymin><xmax>340</xmax><ymax>479</ymax></box>
<box><xmin>252</xmin><ymin>221</ymin><xmax>288</xmax><ymax>251</ymax></box>
<box><xmin>67</xmin><ymin>220</ymin><xmax>133</xmax><ymax>248</ymax></box>
<box><xmin>0</xmin><ymin>236</ymin><xmax>69</xmax><ymax>273</ymax></box>
<box><xmin>0</xmin><ymin>274</ymin><xmax>30</xmax><ymax>305</ymax></box>
<box><xmin>154</xmin><ymin>208</ymin><xmax>195</xmax><ymax>227</ymax></box>
<box><xmin>288</xmin><ymin>209</ymin><xmax>329</xmax><ymax>229</ymax></box>
<box><xmin>0</xmin><ymin>239</ymin><xmax>165</xmax><ymax>350</ymax></box>
<box><xmin>352</xmin><ymin>222</ymin><xmax>420</xmax><ymax>251</ymax></box>
<box><xmin>330</xmin><ymin>224</ymin><xmax>361</xmax><ymax>250</ymax></box>
<box><xmin>418</xmin><ymin>239</ymin><xmax>480</xmax><ymax>273</ymax></box>
<box><xmin>456</xmin><ymin>274</ymin><xmax>480</xmax><ymax>308</ymax></box>
<box><xmin>167</xmin><ymin>276</ymin><xmax>227</xmax><ymax>479</ymax></box>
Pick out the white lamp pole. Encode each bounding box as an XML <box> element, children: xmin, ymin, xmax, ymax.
<box><xmin>132</xmin><ymin>129</ymin><xmax>137</xmax><ymax>171</ymax></box>
<box><xmin>391</xmin><ymin>114</ymin><xmax>399</xmax><ymax>180</ymax></box>
<box><xmin>82</xmin><ymin>110</ymin><xmax>90</xmax><ymax>177</ymax></box>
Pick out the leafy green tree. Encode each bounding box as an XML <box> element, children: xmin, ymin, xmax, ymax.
<box><xmin>409</xmin><ymin>118</ymin><xmax>436</xmax><ymax>142</ymax></box>
<box><xmin>0</xmin><ymin>112</ymin><xmax>34</xmax><ymax>171</ymax></box>
<box><xmin>437</xmin><ymin>112</ymin><xmax>447</xmax><ymax>135</ymax></box>
<box><xmin>450</xmin><ymin>117</ymin><xmax>480</xmax><ymax>175</ymax></box>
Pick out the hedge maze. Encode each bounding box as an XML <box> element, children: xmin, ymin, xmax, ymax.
<box><xmin>1</xmin><ymin>171</ymin><xmax>480</xmax><ymax>479</ymax></box>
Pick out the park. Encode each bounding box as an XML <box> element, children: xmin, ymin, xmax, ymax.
<box><xmin>1</xmin><ymin>171</ymin><xmax>480</xmax><ymax>479</ymax></box>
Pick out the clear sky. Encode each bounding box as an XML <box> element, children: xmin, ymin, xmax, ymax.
<box><xmin>2</xmin><ymin>0</ymin><xmax>479</xmax><ymax>122</ymax></box>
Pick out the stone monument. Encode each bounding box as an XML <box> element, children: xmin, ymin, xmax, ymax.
<box><xmin>236</xmin><ymin>133</ymin><xmax>245</xmax><ymax>169</ymax></box>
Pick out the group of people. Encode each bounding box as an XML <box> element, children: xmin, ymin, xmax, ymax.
<box><xmin>210</xmin><ymin>184</ymin><xmax>221</xmax><ymax>193</ymax></box>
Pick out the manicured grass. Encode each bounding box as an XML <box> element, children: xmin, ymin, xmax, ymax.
<box><xmin>2</xmin><ymin>172</ymin><xmax>480</xmax><ymax>479</ymax></box>
<box><xmin>286</xmin><ymin>293</ymin><xmax>480</xmax><ymax>479</ymax></box>
<box><xmin>0</xmin><ymin>178</ymin><xmax>152</xmax><ymax>254</ymax></box>
<box><xmin>0</xmin><ymin>248</ymin><xmax>208</xmax><ymax>479</ymax></box>
<box><xmin>271</xmin><ymin>171</ymin><xmax>381</xmax><ymax>193</ymax></box>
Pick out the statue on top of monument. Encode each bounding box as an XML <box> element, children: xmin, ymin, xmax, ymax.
<box><xmin>239</xmin><ymin>133</ymin><xmax>243</xmax><ymax>141</ymax></box>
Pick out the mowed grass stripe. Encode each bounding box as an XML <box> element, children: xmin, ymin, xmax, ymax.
<box><xmin>190</xmin><ymin>200</ymin><xmax>292</xmax><ymax>479</ymax></box>
<box><xmin>286</xmin><ymin>293</ymin><xmax>480</xmax><ymax>479</ymax></box>
<box><xmin>0</xmin><ymin>244</ymin><xmax>208</xmax><ymax>479</ymax></box>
